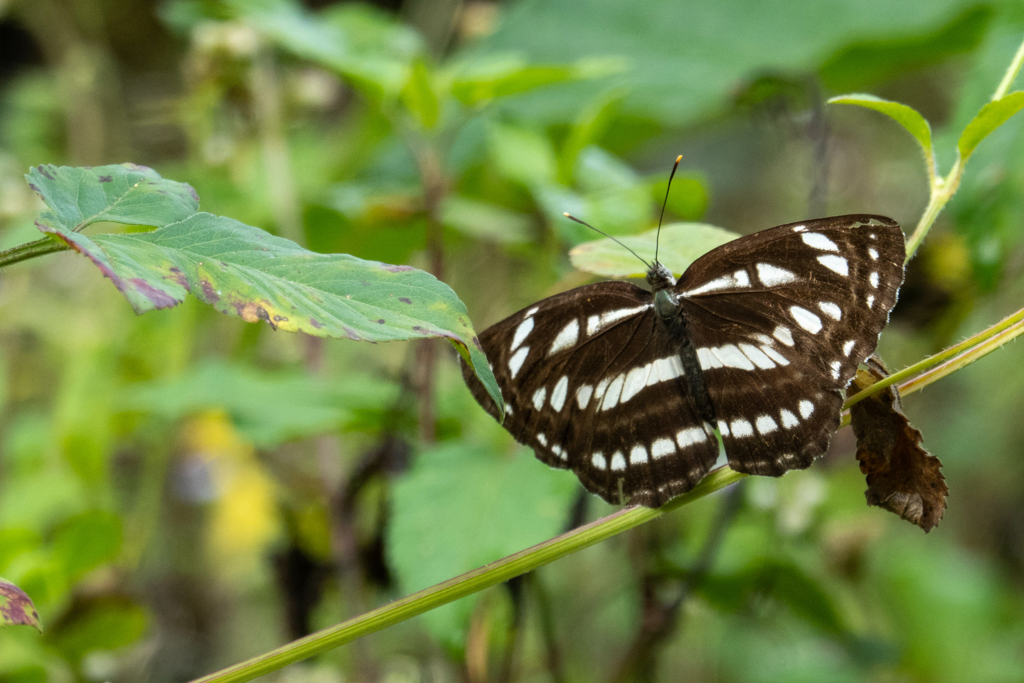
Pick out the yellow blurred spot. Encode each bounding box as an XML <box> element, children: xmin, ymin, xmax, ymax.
<box><xmin>183</xmin><ymin>411</ymin><xmax>281</xmax><ymax>577</ymax></box>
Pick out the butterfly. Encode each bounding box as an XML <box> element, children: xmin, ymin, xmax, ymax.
<box><xmin>461</xmin><ymin>214</ymin><xmax>905</xmax><ymax>507</ymax></box>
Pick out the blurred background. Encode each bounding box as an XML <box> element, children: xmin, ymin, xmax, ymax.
<box><xmin>1</xmin><ymin>0</ymin><xmax>1023</xmax><ymax>681</ymax></box>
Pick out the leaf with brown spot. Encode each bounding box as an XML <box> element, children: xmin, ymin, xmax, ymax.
<box><xmin>0</xmin><ymin>578</ymin><xmax>42</xmax><ymax>630</ymax></box>
<box><xmin>25</xmin><ymin>165</ymin><xmax>504</xmax><ymax>414</ymax></box>
<box><xmin>850</xmin><ymin>361</ymin><xmax>947</xmax><ymax>532</ymax></box>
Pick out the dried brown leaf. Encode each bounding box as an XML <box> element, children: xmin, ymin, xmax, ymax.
<box><xmin>850</xmin><ymin>360</ymin><xmax>947</xmax><ymax>532</ymax></box>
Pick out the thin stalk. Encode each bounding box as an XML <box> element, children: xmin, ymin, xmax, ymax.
<box><xmin>993</xmin><ymin>37</ymin><xmax>1024</xmax><ymax>101</ymax></box>
<box><xmin>189</xmin><ymin>467</ymin><xmax>747</xmax><ymax>683</ymax></box>
<box><xmin>845</xmin><ymin>304</ymin><xmax>1024</xmax><ymax>409</ymax></box>
<box><xmin>0</xmin><ymin>237</ymin><xmax>68</xmax><ymax>269</ymax></box>
<box><xmin>903</xmin><ymin>169</ymin><xmax>953</xmax><ymax>263</ymax></box>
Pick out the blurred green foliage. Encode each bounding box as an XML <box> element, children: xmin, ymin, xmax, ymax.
<box><xmin>0</xmin><ymin>0</ymin><xmax>1023</xmax><ymax>681</ymax></box>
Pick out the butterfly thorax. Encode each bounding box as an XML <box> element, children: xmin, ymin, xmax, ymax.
<box><xmin>647</xmin><ymin>261</ymin><xmax>717</xmax><ymax>424</ymax></box>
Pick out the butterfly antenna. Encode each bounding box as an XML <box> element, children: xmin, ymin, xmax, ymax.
<box><xmin>564</xmin><ymin>213</ymin><xmax>652</xmax><ymax>270</ymax></box>
<box><xmin>655</xmin><ymin>154</ymin><xmax>683</xmax><ymax>266</ymax></box>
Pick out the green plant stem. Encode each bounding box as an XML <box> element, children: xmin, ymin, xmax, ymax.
<box><xmin>903</xmin><ymin>159</ymin><xmax>957</xmax><ymax>263</ymax></box>
<box><xmin>0</xmin><ymin>237</ymin><xmax>68</xmax><ymax>269</ymax></box>
<box><xmin>844</xmin><ymin>303</ymin><xmax>1024</xmax><ymax>411</ymax></box>
<box><xmin>189</xmin><ymin>467</ymin><xmax>746</xmax><ymax>683</ymax></box>
<box><xmin>993</xmin><ymin>37</ymin><xmax>1024</xmax><ymax>101</ymax></box>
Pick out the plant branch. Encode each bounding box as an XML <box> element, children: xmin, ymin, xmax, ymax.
<box><xmin>189</xmin><ymin>467</ymin><xmax>747</xmax><ymax>683</ymax></box>
<box><xmin>0</xmin><ymin>237</ymin><xmax>68</xmax><ymax>269</ymax></box>
<box><xmin>844</xmin><ymin>304</ymin><xmax>1024</xmax><ymax>411</ymax></box>
<box><xmin>993</xmin><ymin>37</ymin><xmax>1024</xmax><ymax>101</ymax></box>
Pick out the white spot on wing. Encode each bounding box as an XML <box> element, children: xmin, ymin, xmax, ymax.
<box><xmin>684</xmin><ymin>274</ymin><xmax>741</xmax><ymax>296</ymax></box>
<box><xmin>650</xmin><ymin>356</ymin><xmax>684</xmax><ymax>384</ymax></box>
<box><xmin>525</xmin><ymin>306</ymin><xmax>539</xmax><ymax>317</ymax></box>
<box><xmin>869</xmin><ymin>272</ymin><xmax>879</xmax><ymax>288</ymax></box>
<box><xmin>739</xmin><ymin>343</ymin><xmax>775</xmax><ymax>369</ymax></box>
<box><xmin>592</xmin><ymin>452</ymin><xmax>606</xmax><ymax>469</ymax></box>
<box><xmin>817</xmin><ymin>254</ymin><xmax>849</xmax><ymax>276</ymax></box>
<box><xmin>511</xmin><ymin>317</ymin><xmax>533</xmax><ymax>351</ymax></box>
<box><xmin>842</xmin><ymin>340</ymin><xmax>856</xmax><ymax>356</ymax></box>
<box><xmin>801</xmin><ymin>232</ymin><xmax>839</xmax><ymax>251</ymax></box>
<box><xmin>799</xmin><ymin>400</ymin><xmax>814</xmax><ymax>419</ymax></box>
<box><xmin>733</xmin><ymin>269</ymin><xmax>750</xmax><ymax>287</ymax></box>
<box><xmin>867</xmin><ymin>294</ymin><xmax>875</xmax><ymax>308</ymax></box>
<box><xmin>869</xmin><ymin>247</ymin><xmax>879</xmax><ymax>260</ymax></box>
<box><xmin>532</xmin><ymin>387</ymin><xmax>547</xmax><ymax>411</ymax></box>
<box><xmin>587</xmin><ymin>306</ymin><xmax>651</xmax><ymax>335</ymax></box>
<box><xmin>717</xmin><ymin>420</ymin><xmax>730</xmax><ymax>437</ymax></box>
<box><xmin>537</xmin><ymin>433</ymin><xmax>547</xmax><ymax>446</ymax></box>
<box><xmin>594</xmin><ymin>377</ymin><xmax>610</xmax><ymax>401</ymax></box>
<box><xmin>549</xmin><ymin>319</ymin><xmax>579</xmax><ymax>355</ymax></box>
<box><xmin>601</xmin><ymin>375</ymin><xmax>625</xmax><ymax>411</ymax></box>
<box><xmin>818</xmin><ymin>301</ymin><xmax>842</xmax><ymax>320</ymax></box>
<box><xmin>756</xmin><ymin>263</ymin><xmax>799</xmax><ymax>287</ymax></box>
<box><xmin>697</xmin><ymin>347</ymin><xmax>723</xmax><ymax>369</ymax></box>
<box><xmin>830</xmin><ymin>360</ymin><xmax>842</xmax><ymax>380</ymax></box>
<box><xmin>773</xmin><ymin>325</ymin><xmax>795</xmax><ymax>346</ymax></box>
<box><xmin>714</xmin><ymin>344</ymin><xmax>756</xmax><ymax>370</ymax></box>
<box><xmin>676</xmin><ymin>427</ymin><xmax>705</xmax><ymax>449</ymax></box>
<box><xmin>753</xmin><ymin>333</ymin><xmax>775</xmax><ymax>346</ymax></box>
<box><xmin>550</xmin><ymin>376</ymin><xmax>569</xmax><ymax>411</ymax></box>
<box><xmin>790</xmin><ymin>306</ymin><xmax>823</xmax><ymax>334</ymax></box>
<box><xmin>761</xmin><ymin>345</ymin><xmax>790</xmax><ymax>366</ymax></box>
<box><xmin>780</xmin><ymin>409</ymin><xmax>799</xmax><ymax>428</ymax></box>
<box><xmin>621</xmin><ymin>363</ymin><xmax>653</xmax><ymax>403</ymax></box>
<box><xmin>610</xmin><ymin>451</ymin><xmax>626</xmax><ymax>471</ymax></box>
<box><xmin>509</xmin><ymin>346</ymin><xmax>529</xmax><ymax>379</ymax></box>
<box><xmin>731</xmin><ymin>419</ymin><xmax>754</xmax><ymax>438</ymax></box>
<box><xmin>576</xmin><ymin>384</ymin><xmax>594</xmax><ymax>409</ymax></box>
<box><xmin>755</xmin><ymin>415</ymin><xmax>778</xmax><ymax>434</ymax></box>
<box><xmin>630</xmin><ymin>445</ymin><xmax>649</xmax><ymax>464</ymax></box>
<box><xmin>551</xmin><ymin>444</ymin><xmax>567</xmax><ymax>460</ymax></box>
<box><xmin>792</xmin><ymin>224</ymin><xmax>806</xmax><ymax>232</ymax></box>
<box><xmin>651</xmin><ymin>438</ymin><xmax>675</xmax><ymax>459</ymax></box>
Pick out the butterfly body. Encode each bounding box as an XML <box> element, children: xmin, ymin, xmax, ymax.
<box><xmin>462</xmin><ymin>215</ymin><xmax>905</xmax><ymax>507</ymax></box>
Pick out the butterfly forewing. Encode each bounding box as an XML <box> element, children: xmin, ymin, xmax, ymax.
<box><xmin>677</xmin><ymin>215</ymin><xmax>904</xmax><ymax>476</ymax></box>
<box><xmin>462</xmin><ymin>282</ymin><xmax>719</xmax><ymax>506</ymax></box>
<box><xmin>462</xmin><ymin>213</ymin><xmax>905</xmax><ymax>507</ymax></box>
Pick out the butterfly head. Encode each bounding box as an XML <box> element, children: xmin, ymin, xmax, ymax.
<box><xmin>646</xmin><ymin>261</ymin><xmax>676</xmax><ymax>291</ymax></box>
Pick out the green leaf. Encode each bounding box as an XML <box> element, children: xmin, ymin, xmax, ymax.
<box><xmin>0</xmin><ymin>578</ymin><xmax>41</xmax><ymax>630</ymax></box>
<box><xmin>441</xmin><ymin>196</ymin><xmax>533</xmax><ymax>244</ymax></box>
<box><xmin>473</xmin><ymin>0</ymin><xmax>974</xmax><ymax>126</ymax></box>
<box><xmin>46</xmin><ymin>596</ymin><xmax>148</xmax><ymax>661</ymax></box>
<box><xmin>569</xmin><ymin>222</ymin><xmax>741</xmax><ymax>278</ymax></box>
<box><xmin>488</xmin><ymin>122</ymin><xmax>558</xmax><ymax>187</ymax></box>
<box><xmin>52</xmin><ymin>511</ymin><xmax>122</xmax><ymax>583</ymax></box>
<box><xmin>819</xmin><ymin>6</ymin><xmax>993</xmax><ymax>92</ymax></box>
<box><xmin>828</xmin><ymin>94</ymin><xmax>934</xmax><ymax>164</ymax></box>
<box><xmin>27</xmin><ymin>165</ymin><xmax>503</xmax><ymax>414</ymax></box>
<box><xmin>401</xmin><ymin>59</ymin><xmax>440</xmax><ymax>130</ymax></box>
<box><xmin>448</xmin><ymin>55</ymin><xmax>621</xmax><ymax>107</ymax></box>
<box><xmin>122</xmin><ymin>361</ymin><xmax>401</xmax><ymax>446</ymax></box>
<box><xmin>25</xmin><ymin>163</ymin><xmax>199</xmax><ymax>233</ymax></box>
<box><xmin>649</xmin><ymin>174</ymin><xmax>709</xmax><ymax>221</ymax></box>
<box><xmin>228</xmin><ymin>0</ymin><xmax>419</xmax><ymax>98</ymax></box>
<box><xmin>388</xmin><ymin>444</ymin><xmax>577</xmax><ymax>647</ymax></box>
<box><xmin>957</xmin><ymin>91</ymin><xmax>1024</xmax><ymax>164</ymax></box>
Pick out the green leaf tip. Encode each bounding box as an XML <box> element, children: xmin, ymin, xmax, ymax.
<box><xmin>828</xmin><ymin>94</ymin><xmax>934</xmax><ymax>166</ymax></box>
<box><xmin>0</xmin><ymin>578</ymin><xmax>42</xmax><ymax>631</ymax></box>
<box><xmin>958</xmin><ymin>91</ymin><xmax>1024</xmax><ymax>164</ymax></box>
